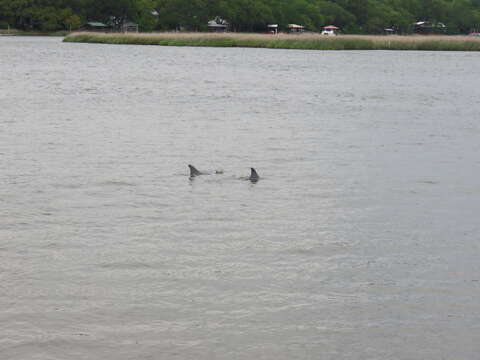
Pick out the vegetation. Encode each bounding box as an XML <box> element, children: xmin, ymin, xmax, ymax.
<box><xmin>64</xmin><ymin>32</ymin><xmax>480</xmax><ymax>51</ymax></box>
<box><xmin>1</xmin><ymin>0</ymin><xmax>480</xmax><ymax>34</ymax></box>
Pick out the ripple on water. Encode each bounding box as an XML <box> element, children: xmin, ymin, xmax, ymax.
<box><xmin>96</xmin><ymin>180</ymin><xmax>137</xmax><ymax>187</ymax></box>
<box><xmin>51</xmin><ymin>183</ymin><xmax>85</xmax><ymax>190</ymax></box>
<box><xmin>98</xmin><ymin>262</ymin><xmax>154</xmax><ymax>270</ymax></box>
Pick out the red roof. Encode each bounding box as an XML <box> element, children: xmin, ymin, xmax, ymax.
<box><xmin>323</xmin><ymin>25</ymin><xmax>339</xmax><ymax>30</ymax></box>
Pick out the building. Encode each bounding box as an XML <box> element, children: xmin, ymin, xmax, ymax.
<box><xmin>122</xmin><ymin>22</ymin><xmax>139</xmax><ymax>33</ymax></box>
<box><xmin>267</xmin><ymin>24</ymin><xmax>278</xmax><ymax>34</ymax></box>
<box><xmin>413</xmin><ymin>21</ymin><xmax>446</xmax><ymax>34</ymax></box>
<box><xmin>208</xmin><ymin>17</ymin><xmax>229</xmax><ymax>32</ymax></box>
<box><xmin>80</xmin><ymin>22</ymin><xmax>110</xmax><ymax>32</ymax></box>
<box><xmin>384</xmin><ymin>26</ymin><xmax>397</xmax><ymax>35</ymax></box>
<box><xmin>288</xmin><ymin>24</ymin><xmax>304</xmax><ymax>33</ymax></box>
<box><xmin>321</xmin><ymin>25</ymin><xmax>339</xmax><ymax>36</ymax></box>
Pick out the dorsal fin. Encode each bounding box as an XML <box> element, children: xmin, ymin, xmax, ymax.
<box><xmin>249</xmin><ymin>168</ymin><xmax>259</xmax><ymax>181</ymax></box>
<box><xmin>188</xmin><ymin>164</ymin><xmax>201</xmax><ymax>177</ymax></box>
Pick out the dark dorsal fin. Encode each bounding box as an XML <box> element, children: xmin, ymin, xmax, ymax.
<box><xmin>188</xmin><ymin>164</ymin><xmax>201</xmax><ymax>177</ymax></box>
<box><xmin>249</xmin><ymin>168</ymin><xmax>259</xmax><ymax>181</ymax></box>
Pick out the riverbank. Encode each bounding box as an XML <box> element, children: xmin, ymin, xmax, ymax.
<box><xmin>63</xmin><ymin>32</ymin><xmax>480</xmax><ymax>51</ymax></box>
<box><xmin>0</xmin><ymin>29</ymin><xmax>69</xmax><ymax>36</ymax></box>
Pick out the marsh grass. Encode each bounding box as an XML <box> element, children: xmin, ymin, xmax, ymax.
<box><xmin>63</xmin><ymin>32</ymin><xmax>480</xmax><ymax>51</ymax></box>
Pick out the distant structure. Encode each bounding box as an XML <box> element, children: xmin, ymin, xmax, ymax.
<box><xmin>288</xmin><ymin>24</ymin><xmax>304</xmax><ymax>33</ymax></box>
<box><xmin>384</xmin><ymin>26</ymin><xmax>398</xmax><ymax>35</ymax></box>
<box><xmin>122</xmin><ymin>21</ymin><xmax>139</xmax><ymax>33</ymax></box>
<box><xmin>267</xmin><ymin>24</ymin><xmax>278</xmax><ymax>34</ymax></box>
<box><xmin>321</xmin><ymin>25</ymin><xmax>339</xmax><ymax>36</ymax></box>
<box><xmin>413</xmin><ymin>21</ymin><xmax>446</xmax><ymax>34</ymax></box>
<box><xmin>208</xmin><ymin>17</ymin><xmax>229</xmax><ymax>32</ymax></box>
<box><xmin>80</xmin><ymin>22</ymin><xmax>110</xmax><ymax>32</ymax></box>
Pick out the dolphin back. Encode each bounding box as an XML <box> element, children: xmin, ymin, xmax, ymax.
<box><xmin>188</xmin><ymin>164</ymin><xmax>202</xmax><ymax>177</ymax></box>
<box><xmin>249</xmin><ymin>168</ymin><xmax>259</xmax><ymax>181</ymax></box>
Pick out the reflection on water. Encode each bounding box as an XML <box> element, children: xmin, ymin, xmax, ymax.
<box><xmin>1</xmin><ymin>37</ymin><xmax>480</xmax><ymax>360</ymax></box>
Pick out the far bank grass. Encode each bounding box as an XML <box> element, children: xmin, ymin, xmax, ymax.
<box><xmin>63</xmin><ymin>32</ymin><xmax>480</xmax><ymax>51</ymax></box>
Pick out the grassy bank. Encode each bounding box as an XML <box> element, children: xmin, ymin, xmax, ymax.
<box><xmin>63</xmin><ymin>32</ymin><xmax>480</xmax><ymax>51</ymax></box>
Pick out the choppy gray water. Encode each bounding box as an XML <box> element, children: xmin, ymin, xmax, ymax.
<box><xmin>1</xmin><ymin>37</ymin><xmax>480</xmax><ymax>359</ymax></box>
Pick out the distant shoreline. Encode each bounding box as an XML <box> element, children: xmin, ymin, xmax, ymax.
<box><xmin>63</xmin><ymin>32</ymin><xmax>480</xmax><ymax>51</ymax></box>
<box><xmin>0</xmin><ymin>30</ymin><xmax>69</xmax><ymax>37</ymax></box>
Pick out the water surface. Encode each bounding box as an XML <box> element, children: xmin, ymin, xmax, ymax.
<box><xmin>1</xmin><ymin>37</ymin><xmax>479</xmax><ymax>359</ymax></box>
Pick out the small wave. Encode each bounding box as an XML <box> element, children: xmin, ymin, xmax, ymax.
<box><xmin>52</xmin><ymin>183</ymin><xmax>84</xmax><ymax>189</ymax></box>
<box><xmin>40</xmin><ymin>242</ymin><xmax>59</xmax><ymax>249</ymax></box>
<box><xmin>99</xmin><ymin>262</ymin><xmax>152</xmax><ymax>270</ymax></box>
<box><xmin>286</xmin><ymin>247</ymin><xmax>318</xmax><ymax>256</ymax></box>
<box><xmin>97</xmin><ymin>180</ymin><xmax>136</xmax><ymax>187</ymax></box>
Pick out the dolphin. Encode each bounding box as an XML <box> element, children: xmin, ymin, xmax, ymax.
<box><xmin>188</xmin><ymin>164</ymin><xmax>225</xmax><ymax>178</ymax></box>
<box><xmin>249</xmin><ymin>168</ymin><xmax>259</xmax><ymax>182</ymax></box>
<box><xmin>188</xmin><ymin>164</ymin><xmax>204</xmax><ymax>177</ymax></box>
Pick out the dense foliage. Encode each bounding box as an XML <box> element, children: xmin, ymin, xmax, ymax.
<box><xmin>1</xmin><ymin>0</ymin><xmax>480</xmax><ymax>33</ymax></box>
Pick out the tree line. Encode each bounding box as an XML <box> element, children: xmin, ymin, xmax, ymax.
<box><xmin>1</xmin><ymin>0</ymin><xmax>480</xmax><ymax>34</ymax></box>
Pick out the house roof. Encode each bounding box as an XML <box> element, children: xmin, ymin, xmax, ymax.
<box><xmin>208</xmin><ymin>21</ymin><xmax>227</xmax><ymax>28</ymax></box>
<box><xmin>86</xmin><ymin>22</ymin><xmax>108</xmax><ymax>27</ymax></box>
<box><xmin>414</xmin><ymin>21</ymin><xmax>446</xmax><ymax>28</ymax></box>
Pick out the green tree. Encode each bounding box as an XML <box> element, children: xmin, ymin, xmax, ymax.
<box><xmin>2</xmin><ymin>0</ymin><xmax>480</xmax><ymax>33</ymax></box>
